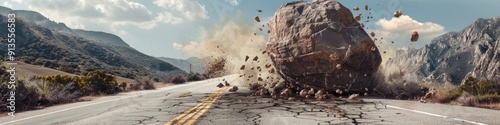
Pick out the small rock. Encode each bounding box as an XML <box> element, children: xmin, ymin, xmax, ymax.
<box><xmin>217</xmin><ymin>83</ymin><xmax>224</xmax><ymax>88</ymax></box>
<box><xmin>411</xmin><ymin>31</ymin><xmax>419</xmax><ymax>42</ymax></box>
<box><xmin>300</xmin><ymin>89</ymin><xmax>308</xmax><ymax>97</ymax></box>
<box><xmin>315</xmin><ymin>90</ymin><xmax>326</xmax><ymax>101</ymax></box>
<box><xmin>335</xmin><ymin>89</ymin><xmax>343</xmax><ymax>94</ymax></box>
<box><xmin>229</xmin><ymin>86</ymin><xmax>239</xmax><ymax>92</ymax></box>
<box><xmin>253</xmin><ymin>56</ymin><xmax>259</xmax><ymax>61</ymax></box>
<box><xmin>280</xmin><ymin>88</ymin><xmax>292</xmax><ymax>97</ymax></box>
<box><xmin>308</xmin><ymin>88</ymin><xmax>315</xmax><ymax>95</ymax></box>
<box><xmin>353</xmin><ymin>7</ymin><xmax>359</xmax><ymax>11</ymax></box>
<box><xmin>393</xmin><ymin>10</ymin><xmax>403</xmax><ymax>18</ymax></box>
<box><xmin>255</xmin><ymin>16</ymin><xmax>260</xmax><ymax>22</ymax></box>
<box><xmin>348</xmin><ymin>94</ymin><xmax>359</xmax><ymax>100</ymax></box>
<box><xmin>335</xmin><ymin>64</ymin><xmax>342</xmax><ymax>70</ymax></box>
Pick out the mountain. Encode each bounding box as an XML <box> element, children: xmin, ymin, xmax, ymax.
<box><xmin>157</xmin><ymin>57</ymin><xmax>205</xmax><ymax>74</ymax></box>
<box><xmin>385</xmin><ymin>16</ymin><xmax>500</xmax><ymax>85</ymax></box>
<box><xmin>0</xmin><ymin>6</ymin><xmax>185</xmax><ymax>79</ymax></box>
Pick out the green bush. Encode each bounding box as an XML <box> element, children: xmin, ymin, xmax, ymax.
<box><xmin>40</xmin><ymin>70</ymin><xmax>120</xmax><ymax>95</ymax></box>
<box><xmin>82</xmin><ymin>70</ymin><xmax>120</xmax><ymax>94</ymax></box>
<box><xmin>475</xmin><ymin>93</ymin><xmax>500</xmax><ymax>103</ymax></box>
<box><xmin>435</xmin><ymin>88</ymin><xmax>462</xmax><ymax>103</ymax></box>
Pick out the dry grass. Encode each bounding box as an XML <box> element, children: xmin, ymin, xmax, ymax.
<box><xmin>2</xmin><ymin>61</ymin><xmax>135</xmax><ymax>84</ymax></box>
<box><xmin>476</xmin><ymin>103</ymin><xmax>500</xmax><ymax>110</ymax></box>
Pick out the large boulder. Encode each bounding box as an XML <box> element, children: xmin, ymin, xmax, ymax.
<box><xmin>266</xmin><ymin>0</ymin><xmax>382</xmax><ymax>92</ymax></box>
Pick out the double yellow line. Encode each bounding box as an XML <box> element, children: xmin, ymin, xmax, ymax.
<box><xmin>165</xmin><ymin>87</ymin><xmax>225</xmax><ymax>125</ymax></box>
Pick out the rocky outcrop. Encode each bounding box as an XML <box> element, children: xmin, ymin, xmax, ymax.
<box><xmin>266</xmin><ymin>0</ymin><xmax>382</xmax><ymax>92</ymax></box>
<box><xmin>385</xmin><ymin>16</ymin><xmax>500</xmax><ymax>84</ymax></box>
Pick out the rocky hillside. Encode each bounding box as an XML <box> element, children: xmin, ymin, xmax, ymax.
<box><xmin>0</xmin><ymin>6</ymin><xmax>185</xmax><ymax>79</ymax></box>
<box><xmin>385</xmin><ymin>16</ymin><xmax>500</xmax><ymax>85</ymax></box>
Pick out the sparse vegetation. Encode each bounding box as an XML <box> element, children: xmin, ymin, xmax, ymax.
<box><xmin>170</xmin><ymin>75</ymin><xmax>186</xmax><ymax>84</ymax></box>
<box><xmin>0</xmin><ymin>65</ymin><xmax>126</xmax><ymax>113</ymax></box>
<box><xmin>132</xmin><ymin>77</ymin><xmax>156</xmax><ymax>90</ymax></box>
<box><xmin>163</xmin><ymin>72</ymin><xmax>205</xmax><ymax>84</ymax></box>
<box><xmin>186</xmin><ymin>72</ymin><xmax>204</xmax><ymax>82</ymax></box>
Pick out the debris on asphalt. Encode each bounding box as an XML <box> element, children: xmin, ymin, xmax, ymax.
<box><xmin>217</xmin><ymin>83</ymin><xmax>224</xmax><ymax>88</ymax></box>
<box><xmin>348</xmin><ymin>94</ymin><xmax>359</xmax><ymax>100</ymax></box>
<box><xmin>280</xmin><ymin>88</ymin><xmax>292</xmax><ymax>97</ymax></box>
<box><xmin>229</xmin><ymin>86</ymin><xmax>239</xmax><ymax>92</ymax></box>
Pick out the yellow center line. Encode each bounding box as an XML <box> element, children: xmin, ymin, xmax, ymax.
<box><xmin>183</xmin><ymin>89</ymin><xmax>224</xmax><ymax>125</ymax></box>
<box><xmin>176</xmin><ymin>89</ymin><xmax>224</xmax><ymax>124</ymax></box>
<box><xmin>165</xmin><ymin>88</ymin><xmax>225</xmax><ymax>125</ymax></box>
<box><xmin>164</xmin><ymin>97</ymin><xmax>210</xmax><ymax>125</ymax></box>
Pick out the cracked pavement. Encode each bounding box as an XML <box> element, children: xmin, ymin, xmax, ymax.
<box><xmin>1</xmin><ymin>75</ymin><xmax>500</xmax><ymax>125</ymax></box>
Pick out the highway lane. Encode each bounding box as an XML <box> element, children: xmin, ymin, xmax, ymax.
<box><xmin>0</xmin><ymin>75</ymin><xmax>238</xmax><ymax>125</ymax></box>
<box><xmin>1</xmin><ymin>74</ymin><xmax>500</xmax><ymax>125</ymax></box>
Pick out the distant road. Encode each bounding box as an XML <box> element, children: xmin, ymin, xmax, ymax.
<box><xmin>1</xmin><ymin>75</ymin><xmax>499</xmax><ymax>125</ymax></box>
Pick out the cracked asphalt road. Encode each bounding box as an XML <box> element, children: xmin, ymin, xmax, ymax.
<box><xmin>1</xmin><ymin>75</ymin><xmax>499</xmax><ymax>125</ymax></box>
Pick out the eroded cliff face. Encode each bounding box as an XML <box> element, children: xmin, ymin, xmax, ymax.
<box><xmin>266</xmin><ymin>0</ymin><xmax>382</xmax><ymax>92</ymax></box>
<box><xmin>385</xmin><ymin>17</ymin><xmax>500</xmax><ymax>85</ymax></box>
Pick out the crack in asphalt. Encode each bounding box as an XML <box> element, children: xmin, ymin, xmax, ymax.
<box><xmin>111</xmin><ymin>89</ymin><xmax>391</xmax><ymax>125</ymax></box>
<box><xmin>188</xmin><ymin>91</ymin><xmax>392</xmax><ymax>125</ymax></box>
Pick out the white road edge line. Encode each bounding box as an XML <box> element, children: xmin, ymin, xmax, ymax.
<box><xmin>386</xmin><ymin>105</ymin><xmax>488</xmax><ymax>125</ymax></box>
<box><xmin>2</xmin><ymin>75</ymin><xmax>238</xmax><ymax>124</ymax></box>
<box><xmin>0</xmin><ymin>80</ymin><xmax>196</xmax><ymax>125</ymax></box>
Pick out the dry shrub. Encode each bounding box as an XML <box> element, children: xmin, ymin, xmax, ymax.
<box><xmin>0</xmin><ymin>80</ymin><xmax>42</xmax><ymax>112</ymax></box>
<box><xmin>45</xmin><ymin>82</ymin><xmax>82</xmax><ymax>104</ymax></box>
<box><xmin>131</xmin><ymin>77</ymin><xmax>156</xmax><ymax>90</ymax></box>
<box><xmin>456</xmin><ymin>92</ymin><xmax>478</xmax><ymax>106</ymax></box>
<box><xmin>170</xmin><ymin>75</ymin><xmax>186</xmax><ymax>84</ymax></box>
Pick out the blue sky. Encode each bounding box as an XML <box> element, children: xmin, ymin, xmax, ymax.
<box><xmin>2</xmin><ymin>0</ymin><xmax>500</xmax><ymax>59</ymax></box>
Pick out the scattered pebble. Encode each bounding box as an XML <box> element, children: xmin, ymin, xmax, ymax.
<box><xmin>348</xmin><ymin>94</ymin><xmax>359</xmax><ymax>100</ymax></box>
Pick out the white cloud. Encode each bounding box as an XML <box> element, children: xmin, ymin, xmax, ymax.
<box><xmin>372</xmin><ymin>15</ymin><xmax>446</xmax><ymax>64</ymax></box>
<box><xmin>156</xmin><ymin>11</ymin><xmax>183</xmax><ymax>24</ymax></box>
<box><xmin>224</xmin><ymin>0</ymin><xmax>239</xmax><ymax>6</ymax></box>
<box><xmin>376</xmin><ymin>15</ymin><xmax>445</xmax><ymax>35</ymax></box>
<box><xmin>3</xmin><ymin>1</ymin><xmax>13</xmax><ymax>8</ymax></box>
<box><xmin>9</xmin><ymin>0</ymin><xmax>186</xmax><ymax>35</ymax></box>
<box><xmin>153</xmin><ymin>0</ymin><xmax>209</xmax><ymax>21</ymax></box>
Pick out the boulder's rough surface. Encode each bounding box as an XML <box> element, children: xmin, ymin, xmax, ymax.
<box><xmin>266</xmin><ymin>0</ymin><xmax>382</xmax><ymax>92</ymax></box>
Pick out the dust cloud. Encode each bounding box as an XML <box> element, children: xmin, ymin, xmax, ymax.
<box><xmin>173</xmin><ymin>16</ymin><xmax>281</xmax><ymax>87</ymax></box>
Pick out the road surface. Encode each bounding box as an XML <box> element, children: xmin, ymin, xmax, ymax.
<box><xmin>1</xmin><ymin>75</ymin><xmax>499</xmax><ymax>125</ymax></box>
